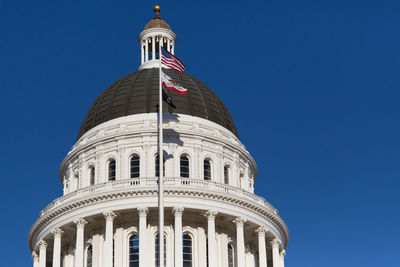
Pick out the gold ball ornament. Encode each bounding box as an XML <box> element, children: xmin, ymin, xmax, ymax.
<box><xmin>153</xmin><ymin>5</ymin><xmax>161</xmax><ymax>14</ymax></box>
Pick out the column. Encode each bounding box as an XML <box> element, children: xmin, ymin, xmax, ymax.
<box><xmin>152</xmin><ymin>36</ymin><xmax>155</xmax><ymax>60</ymax></box>
<box><xmin>74</xmin><ymin>218</ymin><xmax>87</xmax><ymax>267</ymax></box>
<box><xmin>271</xmin><ymin>239</ymin><xmax>281</xmax><ymax>267</ymax></box>
<box><xmin>171</xmin><ymin>42</ymin><xmax>174</xmax><ymax>54</ymax></box>
<box><xmin>167</xmin><ymin>39</ymin><xmax>170</xmax><ymax>52</ymax></box>
<box><xmin>38</xmin><ymin>240</ymin><xmax>47</xmax><ymax>267</ymax></box>
<box><xmin>172</xmin><ymin>207</ymin><xmax>184</xmax><ymax>267</ymax></box>
<box><xmin>32</xmin><ymin>252</ymin><xmax>39</xmax><ymax>267</ymax></box>
<box><xmin>51</xmin><ymin>228</ymin><xmax>64</xmax><ymax>267</ymax></box>
<box><xmin>255</xmin><ymin>227</ymin><xmax>267</xmax><ymax>267</ymax></box>
<box><xmin>145</xmin><ymin>38</ymin><xmax>149</xmax><ymax>62</ymax></box>
<box><xmin>204</xmin><ymin>210</ymin><xmax>218</xmax><ymax>267</ymax></box>
<box><xmin>280</xmin><ymin>250</ymin><xmax>286</xmax><ymax>267</ymax></box>
<box><xmin>141</xmin><ymin>41</ymin><xmax>144</xmax><ymax>64</ymax></box>
<box><xmin>103</xmin><ymin>211</ymin><xmax>117</xmax><ymax>267</ymax></box>
<box><xmin>138</xmin><ymin>207</ymin><xmax>148</xmax><ymax>267</ymax></box>
<box><xmin>233</xmin><ymin>217</ymin><xmax>247</xmax><ymax>267</ymax></box>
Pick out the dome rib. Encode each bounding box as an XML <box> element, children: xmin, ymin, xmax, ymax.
<box><xmin>78</xmin><ymin>68</ymin><xmax>239</xmax><ymax>140</ymax></box>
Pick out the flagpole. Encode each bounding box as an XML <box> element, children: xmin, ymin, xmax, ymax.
<box><xmin>158</xmin><ymin>34</ymin><xmax>165</xmax><ymax>267</ymax></box>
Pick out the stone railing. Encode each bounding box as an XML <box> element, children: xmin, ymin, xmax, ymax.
<box><xmin>39</xmin><ymin>178</ymin><xmax>277</xmax><ymax>216</ymax></box>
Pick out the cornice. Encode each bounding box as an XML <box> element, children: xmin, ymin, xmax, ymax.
<box><xmin>28</xmin><ymin>178</ymin><xmax>289</xmax><ymax>250</ymax></box>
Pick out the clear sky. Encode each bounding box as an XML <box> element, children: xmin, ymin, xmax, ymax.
<box><xmin>1</xmin><ymin>0</ymin><xmax>399</xmax><ymax>266</ymax></box>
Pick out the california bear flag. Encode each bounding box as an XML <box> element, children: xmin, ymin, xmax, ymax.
<box><xmin>161</xmin><ymin>71</ymin><xmax>188</xmax><ymax>94</ymax></box>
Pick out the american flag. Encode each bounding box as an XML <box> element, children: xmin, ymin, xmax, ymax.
<box><xmin>161</xmin><ymin>47</ymin><xmax>186</xmax><ymax>76</ymax></box>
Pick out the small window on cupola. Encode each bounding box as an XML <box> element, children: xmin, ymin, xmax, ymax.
<box><xmin>130</xmin><ymin>155</ymin><xmax>140</xmax><ymax>178</ymax></box>
<box><xmin>180</xmin><ymin>155</ymin><xmax>189</xmax><ymax>178</ymax></box>
<box><xmin>89</xmin><ymin>166</ymin><xmax>95</xmax><ymax>185</ymax></box>
<box><xmin>224</xmin><ymin>165</ymin><xmax>230</xmax><ymax>184</ymax></box>
<box><xmin>204</xmin><ymin>159</ymin><xmax>211</xmax><ymax>181</ymax></box>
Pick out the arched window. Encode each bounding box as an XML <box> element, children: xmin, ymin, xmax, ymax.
<box><xmin>204</xmin><ymin>159</ymin><xmax>211</xmax><ymax>181</ymax></box>
<box><xmin>155</xmin><ymin>233</ymin><xmax>166</xmax><ymax>267</ymax></box>
<box><xmin>180</xmin><ymin>155</ymin><xmax>189</xmax><ymax>178</ymax></box>
<box><xmin>239</xmin><ymin>172</ymin><xmax>244</xmax><ymax>188</ymax></box>
<box><xmin>228</xmin><ymin>243</ymin><xmax>234</xmax><ymax>267</ymax></box>
<box><xmin>155</xmin><ymin>154</ymin><xmax>165</xmax><ymax>177</ymax></box>
<box><xmin>183</xmin><ymin>234</ymin><xmax>192</xmax><ymax>267</ymax></box>
<box><xmin>224</xmin><ymin>165</ymin><xmax>230</xmax><ymax>184</ymax></box>
<box><xmin>130</xmin><ymin>155</ymin><xmax>140</xmax><ymax>178</ymax></box>
<box><xmin>129</xmin><ymin>234</ymin><xmax>139</xmax><ymax>267</ymax></box>
<box><xmin>89</xmin><ymin>166</ymin><xmax>95</xmax><ymax>185</ymax></box>
<box><xmin>86</xmin><ymin>244</ymin><xmax>93</xmax><ymax>267</ymax></box>
<box><xmin>108</xmin><ymin>159</ymin><xmax>116</xmax><ymax>181</ymax></box>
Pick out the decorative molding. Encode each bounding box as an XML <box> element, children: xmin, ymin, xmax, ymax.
<box><xmin>255</xmin><ymin>226</ymin><xmax>266</xmax><ymax>236</ymax></box>
<box><xmin>271</xmin><ymin>238</ymin><xmax>281</xmax><ymax>248</ymax></box>
<box><xmin>280</xmin><ymin>249</ymin><xmax>286</xmax><ymax>257</ymax></box>
<box><xmin>52</xmin><ymin>227</ymin><xmax>64</xmax><ymax>238</ymax></box>
<box><xmin>38</xmin><ymin>240</ymin><xmax>47</xmax><ymax>250</ymax></box>
<box><xmin>204</xmin><ymin>209</ymin><xmax>218</xmax><ymax>220</ymax></box>
<box><xmin>32</xmin><ymin>251</ymin><xmax>39</xmax><ymax>261</ymax></box>
<box><xmin>233</xmin><ymin>217</ymin><xmax>247</xmax><ymax>227</ymax></box>
<box><xmin>172</xmin><ymin>207</ymin><xmax>184</xmax><ymax>217</ymax></box>
<box><xmin>73</xmin><ymin>218</ymin><xmax>87</xmax><ymax>229</ymax></box>
<box><xmin>137</xmin><ymin>207</ymin><xmax>149</xmax><ymax>217</ymax></box>
<box><xmin>103</xmin><ymin>211</ymin><xmax>117</xmax><ymax>221</ymax></box>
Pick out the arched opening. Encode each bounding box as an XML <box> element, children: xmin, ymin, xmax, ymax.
<box><xmin>130</xmin><ymin>154</ymin><xmax>140</xmax><ymax>178</ymax></box>
<box><xmin>89</xmin><ymin>166</ymin><xmax>95</xmax><ymax>185</ymax></box>
<box><xmin>204</xmin><ymin>159</ymin><xmax>211</xmax><ymax>181</ymax></box>
<box><xmin>224</xmin><ymin>165</ymin><xmax>230</xmax><ymax>185</ymax></box>
<box><xmin>86</xmin><ymin>244</ymin><xmax>93</xmax><ymax>267</ymax></box>
<box><xmin>155</xmin><ymin>154</ymin><xmax>165</xmax><ymax>177</ymax></box>
<box><xmin>228</xmin><ymin>243</ymin><xmax>234</xmax><ymax>267</ymax></box>
<box><xmin>155</xmin><ymin>233</ymin><xmax>166</xmax><ymax>267</ymax></box>
<box><xmin>129</xmin><ymin>234</ymin><xmax>139</xmax><ymax>267</ymax></box>
<box><xmin>182</xmin><ymin>234</ymin><xmax>192</xmax><ymax>267</ymax></box>
<box><xmin>180</xmin><ymin>155</ymin><xmax>189</xmax><ymax>178</ymax></box>
<box><xmin>108</xmin><ymin>159</ymin><xmax>116</xmax><ymax>181</ymax></box>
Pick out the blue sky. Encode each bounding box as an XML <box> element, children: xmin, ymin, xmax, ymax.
<box><xmin>1</xmin><ymin>0</ymin><xmax>399</xmax><ymax>266</ymax></box>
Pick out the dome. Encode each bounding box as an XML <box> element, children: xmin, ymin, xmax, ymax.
<box><xmin>78</xmin><ymin>68</ymin><xmax>239</xmax><ymax>139</ymax></box>
<box><xmin>143</xmin><ymin>6</ymin><xmax>171</xmax><ymax>30</ymax></box>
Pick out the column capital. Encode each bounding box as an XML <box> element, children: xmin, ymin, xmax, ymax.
<box><xmin>255</xmin><ymin>226</ymin><xmax>267</xmax><ymax>236</ymax></box>
<box><xmin>270</xmin><ymin>238</ymin><xmax>281</xmax><ymax>248</ymax></box>
<box><xmin>204</xmin><ymin>209</ymin><xmax>218</xmax><ymax>220</ymax></box>
<box><xmin>32</xmin><ymin>251</ymin><xmax>39</xmax><ymax>261</ymax></box>
<box><xmin>280</xmin><ymin>249</ymin><xmax>286</xmax><ymax>257</ymax></box>
<box><xmin>233</xmin><ymin>217</ymin><xmax>247</xmax><ymax>227</ymax></box>
<box><xmin>137</xmin><ymin>207</ymin><xmax>149</xmax><ymax>217</ymax></box>
<box><xmin>172</xmin><ymin>206</ymin><xmax>184</xmax><ymax>217</ymax></box>
<box><xmin>74</xmin><ymin>218</ymin><xmax>88</xmax><ymax>229</ymax></box>
<box><xmin>103</xmin><ymin>210</ymin><xmax>117</xmax><ymax>221</ymax></box>
<box><xmin>37</xmin><ymin>240</ymin><xmax>47</xmax><ymax>250</ymax></box>
<box><xmin>51</xmin><ymin>227</ymin><xmax>64</xmax><ymax>238</ymax></box>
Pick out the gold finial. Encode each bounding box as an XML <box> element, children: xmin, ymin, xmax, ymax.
<box><xmin>153</xmin><ymin>5</ymin><xmax>161</xmax><ymax>16</ymax></box>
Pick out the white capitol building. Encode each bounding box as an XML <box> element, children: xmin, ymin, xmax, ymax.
<box><xmin>28</xmin><ymin>6</ymin><xmax>289</xmax><ymax>267</ymax></box>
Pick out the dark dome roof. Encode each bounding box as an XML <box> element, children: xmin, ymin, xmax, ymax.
<box><xmin>78</xmin><ymin>68</ymin><xmax>238</xmax><ymax>139</ymax></box>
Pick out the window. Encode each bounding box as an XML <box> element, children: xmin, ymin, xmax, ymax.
<box><xmin>108</xmin><ymin>159</ymin><xmax>116</xmax><ymax>181</ymax></box>
<box><xmin>183</xmin><ymin>234</ymin><xmax>192</xmax><ymax>267</ymax></box>
<box><xmin>155</xmin><ymin>154</ymin><xmax>165</xmax><ymax>177</ymax></box>
<box><xmin>180</xmin><ymin>155</ymin><xmax>189</xmax><ymax>178</ymax></box>
<box><xmin>224</xmin><ymin>165</ymin><xmax>229</xmax><ymax>184</ymax></box>
<box><xmin>155</xmin><ymin>233</ymin><xmax>166</xmax><ymax>267</ymax></box>
<box><xmin>130</xmin><ymin>155</ymin><xmax>140</xmax><ymax>178</ymax></box>
<box><xmin>228</xmin><ymin>243</ymin><xmax>234</xmax><ymax>267</ymax></box>
<box><xmin>89</xmin><ymin>166</ymin><xmax>95</xmax><ymax>185</ymax></box>
<box><xmin>204</xmin><ymin>159</ymin><xmax>211</xmax><ymax>181</ymax></box>
<box><xmin>86</xmin><ymin>245</ymin><xmax>93</xmax><ymax>267</ymax></box>
<box><xmin>129</xmin><ymin>234</ymin><xmax>139</xmax><ymax>267</ymax></box>
<box><xmin>239</xmin><ymin>172</ymin><xmax>244</xmax><ymax>188</ymax></box>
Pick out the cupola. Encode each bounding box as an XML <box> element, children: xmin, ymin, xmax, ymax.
<box><xmin>138</xmin><ymin>5</ymin><xmax>177</xmax><ymax>69</ymax></box>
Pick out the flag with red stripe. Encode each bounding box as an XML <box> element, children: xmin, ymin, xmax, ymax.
<box><xmin>161</xmin><ymin>47</ymin><xmax>186</xmax><ymax>76</ymax></box>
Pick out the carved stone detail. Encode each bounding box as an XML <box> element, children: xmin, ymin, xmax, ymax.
<box><xmin>103</xmin><ymin>211</ymin><xmax>117</xmax><ymax>221</ymax></box>
<box><xmin>255</xmin><ymin>226</ymin><xmax>266</xmax><ymax>236</ymax></box>
<box><xmin>172</xmin><ymin>207</ymin><xmax>184</xmax><ymax>217</ymax></box>
<box><xmin>137</xmin><ymin>207</ymin><xmax>149</xmax><ymax>217</ymax></box>
<box><xmin>204</xmin><ymin>209</ymin><xmax>218</xmax><ymax>220</ymax></box>
<box><xmin>233</xmin><ymin>217</ymin><xmax>247</xmax><ymax>227</ymax></box>
<box><xmin>280</xmin><ymin>249</ymin><xmax>286</xmax><ymax>257</ymax></box>
<box><xmin>73</xmin><ymin>218</ymin><xmax>87</xmax><ymax>228</ymax></box>
<box><xmin>37</xmin><ymin>240</ymin><xmax>47</xmax><ymax>249</ymax></box>
<box><xmin>270</xmin><ymin>238</ymin><xmax>281</xmax><ymax>248</ymax></box>
<box><xmin>32</xmin><ymin>251</ymin><xmax>39</xmax><ymax>261</ymax></box>
<box><xmin>52</xmin><ymin>227</ymin><xmax>64</xmax><ymax>238</ymax></box>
